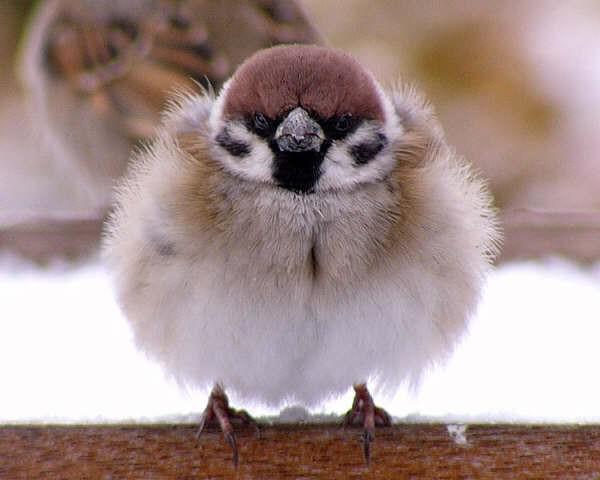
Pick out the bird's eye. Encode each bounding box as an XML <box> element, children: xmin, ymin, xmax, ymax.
<box><xmin>253</xmin><ymin>112</ymin><xmax>271</xmax><ymax>133</ymax></box>
<box><xmin>335</xmin><ymin>114</ymin><xmax>352</xmax><ymax>133</ymax></box>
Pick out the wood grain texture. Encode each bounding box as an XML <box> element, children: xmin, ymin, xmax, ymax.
<box><xmin>2</xmin><ymin>424</ymin><xmax>600</xmax><ymax>479</ymax></box>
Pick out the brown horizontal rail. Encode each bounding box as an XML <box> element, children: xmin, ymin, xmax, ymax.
<box><xmin>499</xmin><ymin>208</ymin><xmax>600</xmax><ymax>263</ymax></box>
<box><xmin>1</xmin><ymin>208</ymin><xmax>600</xmax><ymax>263</ymax></box>
<box><xmin>2</xmin><ymin>424</ymin><xmax>600</xmax><ymax>479</ymax></box>
<box><xmin>0</xmin><ymin>211</ymin><xmax>106</xmax><ymax>262</ymax></box>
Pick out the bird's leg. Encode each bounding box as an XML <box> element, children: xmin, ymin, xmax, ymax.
<box><xmin>342</xmin><ymin>383</ymin><xmax>392</xmax><ymax>465</ymax></box>
<box><xmin>196</xmin><ymin>384</ymin><xmax>260</xmax><ymax>467</ymax></box>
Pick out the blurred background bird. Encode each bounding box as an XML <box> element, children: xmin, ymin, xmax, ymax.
<box><xmin>19</xmin><ymin>0</ymin><xmax>321</xmax><ymax>210</ymax></box>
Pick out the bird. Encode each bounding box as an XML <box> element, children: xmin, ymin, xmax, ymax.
<box><xmin>18</xmin><ymin>0</ymin><xmax>320</xmax><ymax>209</ymax></box>
<box><xmin>104</xmin><ymin>44</ymin><xmax>501</xmax><ymax>465</ymax></box>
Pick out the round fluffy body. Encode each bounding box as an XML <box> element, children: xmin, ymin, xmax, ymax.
<box><xmin>105</xmin><ymin>45</ymin><xmax>500</xmax><ymax>407</ymax></box>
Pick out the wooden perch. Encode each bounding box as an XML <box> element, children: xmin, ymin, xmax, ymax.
<box><xmin>2</xmin><ymin>424</ymin><xmax>599</xmax><ymax>479</ymax></box>
<box><xmin>1</xmin><ymin>208</ymin><xmax>600</xmax><ymax>263</ymax></box>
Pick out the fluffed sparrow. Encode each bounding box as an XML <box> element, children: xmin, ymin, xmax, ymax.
<box><xmin>104</xmin><ymin>44</ymin><xmax>500</xmax><ymax>465</ymax></box>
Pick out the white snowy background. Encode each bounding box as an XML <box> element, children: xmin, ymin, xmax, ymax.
<box><xmin>1</xmin><ymin>255</ymin><xmax>599</xmax><ymax>425</ymax></box>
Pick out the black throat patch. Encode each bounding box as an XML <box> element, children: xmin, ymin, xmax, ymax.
<box><xmin>269</xmin><ymin>140</ymin><xmax>331</xmax><ymax>194</ymax></box>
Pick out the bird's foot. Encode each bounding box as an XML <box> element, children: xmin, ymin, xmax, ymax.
<box><xmin>196</xmin><ymin>384</ymin><xmax>260</xmax><ymax>467</ymax></box>
<box><xmin>342</xmin><ymin>383</ymin><xmax>392</xmax><ymax>466</ymax></box>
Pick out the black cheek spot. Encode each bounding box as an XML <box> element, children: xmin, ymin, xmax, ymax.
<box><xmin>216</xmin><ymin>129</ymin><xmax>251</xmax><ymax>157</ymax></box>
<box><xmin>351</xmin><ymin>133</ymin><xmax>388</xmax><ymax>166</ymax></box>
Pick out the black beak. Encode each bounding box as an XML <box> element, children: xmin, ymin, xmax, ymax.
<box><xmin>275</xmin><ymin>107</ymin><xmax>324</xmax><ymax>153</ymax></box>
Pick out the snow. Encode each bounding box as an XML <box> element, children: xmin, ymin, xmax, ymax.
<box><xmin>1</xmin><ymin>255</ymin><xmax>599</xmax><ymax>424</ymax></box>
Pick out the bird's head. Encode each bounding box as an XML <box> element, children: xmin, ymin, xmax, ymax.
<box><xmin>209</xmin><ymin>45</ymin><xmax>400</xmax><ymax>194</ymax></box>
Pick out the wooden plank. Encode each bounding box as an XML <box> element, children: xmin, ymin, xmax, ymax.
<box><xmin>1</xmin><ymin>424</ymin><xmax>600</xmax><ymax>479</ymax></box>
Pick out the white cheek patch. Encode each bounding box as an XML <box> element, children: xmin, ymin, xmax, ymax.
<box><xmin>208</xmin><ymin>80</ymin><xmax>276</xmax><ymax>184</ymax></box>
<box><xmin>318</xmin><ymin>120</ymin><xmax>401</xmax><ymax>191</ymax></box>
<box><xmin>211</xmin><ymin>120</ymin><xmax>275</xmax><ymax>184</ymax></box>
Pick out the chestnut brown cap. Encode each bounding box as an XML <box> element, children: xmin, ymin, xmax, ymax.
<box><xmin>223</xmin><ymin>45</ymin><xmax>384</xmax><ymax>121</ymax></box>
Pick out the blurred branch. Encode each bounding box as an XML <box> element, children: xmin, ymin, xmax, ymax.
<box><xmin>1</xmin><ymin>208</ymin><xmax>600</xmax><ymax>264</ymax></box>
<box><xmin>500</xmin><ymin>208</ymin><xmax>600</xmax><ymax>263</ymax></box>
<box><xmin>0</xmin><ymin>210</ymin><xmax>107</xmax><ymax>263</ymax></box>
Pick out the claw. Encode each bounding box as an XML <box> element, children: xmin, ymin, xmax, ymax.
<box><xmin>362</xmin><ymin>429</ymin><xmax>373</xmax><ymax>465</ymax></box>
<box><xmin>225</xmin><ymin>431</ymin><xmax>238</xmax><ymax>467</ymax></box>
<box><xmin>343</xmin><ymin>383</ymin><xmax>391</xmax><ymax>466</ymax></box>
<box><xmin>195</xmin><ymin>413</ymin><xmax>207</xmax><ymax>439</ymax></box>
<box><xmin>195</xmin><ymin>384</ymin><xmax>258</xmax><ymax>467</ymax></box>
